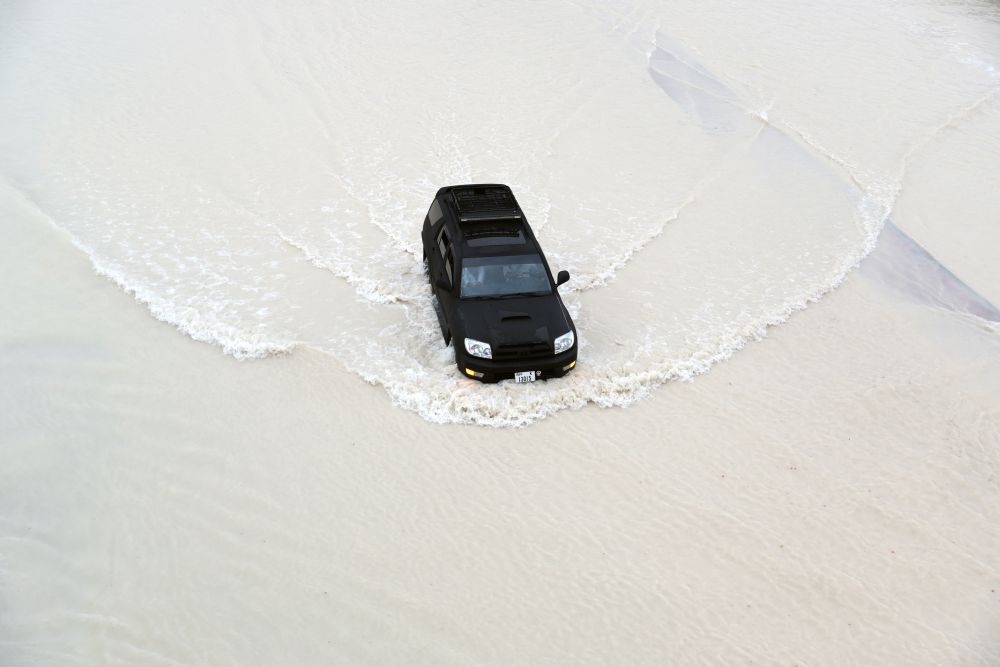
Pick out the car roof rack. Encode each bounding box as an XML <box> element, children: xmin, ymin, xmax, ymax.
<box><xmin>452</xmin><ymin>186</ymin><xmax>522</xmax><ymax>222</ymax></box>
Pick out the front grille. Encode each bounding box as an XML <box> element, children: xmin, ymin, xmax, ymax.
<box><xmin>493</xmin><ymin>341</ymin><xmax>552</xmax><ymax>362</ymax></box>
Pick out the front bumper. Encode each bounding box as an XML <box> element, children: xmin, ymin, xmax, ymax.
<box><xmin>456</xmin><ymin>346</ymin><xmax>578</xmax><ymax>383</ymax></box>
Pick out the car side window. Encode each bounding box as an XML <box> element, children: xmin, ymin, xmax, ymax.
<box><xmin>428</xmin><ymin>199</ymin><xmax>444</xmax><ymax>226</ymax></box>
<box><xmin>444</xmin><ymin>248</ymin><xmax>454</xmax><ymax>287</ymax></box>
<box><xmin>437</xmin><ymin>226</ymin><xmax>450</xmax><ymax>258</ymax></box>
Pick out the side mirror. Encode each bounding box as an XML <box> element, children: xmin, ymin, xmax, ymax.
<box><xmin>556</xmin><ymin>270</ymin><xmax>570</xmax><ymax>287</ymax></box>
<box><xmin>435</xmin><ymin>276</ymin><xmax>451</xmax><ymax>292</ymax></box>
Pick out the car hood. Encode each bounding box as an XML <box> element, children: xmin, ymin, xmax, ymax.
<box><xmin>457</xmin><ymin>294</ymin><xmax>572</xmax><ymax>348</ymax></box>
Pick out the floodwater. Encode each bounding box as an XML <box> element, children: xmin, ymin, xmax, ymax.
<box><xmin>3</xmin><ymin>0</ymin><xmax>997</xmax><ymax>425</ymax></box>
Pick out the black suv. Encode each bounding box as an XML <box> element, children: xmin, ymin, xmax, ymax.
<box><xmin>422</xmin><ymin>184</ymin><xmax>578</xmax><ymax>383</ymax></box>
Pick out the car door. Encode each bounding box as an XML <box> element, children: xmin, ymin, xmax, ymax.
<box><xmin>436</xmin><ymin>234</ymin><xmax>456</xmax><ymax>310</ymax></box>
<box><xmin>430</xmin><ymin>223</ymin><xmax>451</xmax><ymax>286</ymax></box>
<box><xmin>424</xmin><ymin>199</ymin><xmax>446</xmax><ymax>275</ymax></box>
<box><xmin>429</xmin><ymin>222</ymin><xmax>458</xmax><ymax>341</ymax></box>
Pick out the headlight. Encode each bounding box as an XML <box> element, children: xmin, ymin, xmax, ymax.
<box><xmin>464</xmin><ymin>337</ymin><xmax>492</xmax><ymax>359</ymax></box>
<box><xmin>554</xmin><ymin>330</ymin><xmax>575</xmax><ymax>354</ymax></box>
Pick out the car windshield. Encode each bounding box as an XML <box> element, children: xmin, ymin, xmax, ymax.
<box><xmin>460</xmin><ymin>254</ymin><xmax>552</xmax><ymax>298</ymax></box>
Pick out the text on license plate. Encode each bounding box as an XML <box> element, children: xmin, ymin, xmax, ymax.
<box><xmin>514</xmin><ymin>371</ymin><xmax>537</xmax><ymax>383</ymax></box>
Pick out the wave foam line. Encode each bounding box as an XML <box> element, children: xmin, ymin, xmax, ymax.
<box><xmin>2</xmin><ymin>176</ymin><xmax>297</xmax><ymax>359</ymax></box>
<box><xmin>277</xmin><ymin>231</ymin><xmax>423</xmax><ymax>306</ymax></box>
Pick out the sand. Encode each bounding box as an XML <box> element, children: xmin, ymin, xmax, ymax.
<box><xmin>3</xmin><ymin>0</ymin><xmax>1000</xmax><ymax>664</ymax></box>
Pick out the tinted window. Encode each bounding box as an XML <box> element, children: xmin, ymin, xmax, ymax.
<box><xmin>460</xmin><ymin>254</ymin><xmax>552</xmax><ymax>298</ymax></box>
<box><xmin>428</xmin><ymin>199</ymin><xmax>444</xmax><ymax>226</ymax></box>
<box><xmin>437</xmin><ymin>227</ymin><xmax>450</xmax><ymax>257</ymax></box>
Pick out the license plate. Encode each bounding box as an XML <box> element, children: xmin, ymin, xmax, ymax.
<box><xmin>514</xmin><ymin>371</ymin><xmax>537</xmax><ymax>383</ymax></box>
